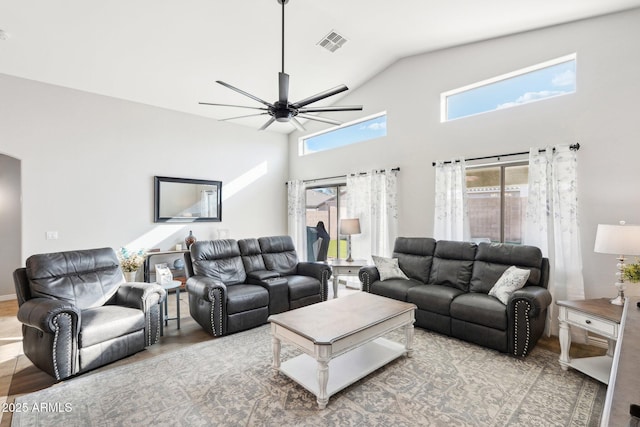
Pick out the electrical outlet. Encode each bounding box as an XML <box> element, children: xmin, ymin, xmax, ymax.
<box><xmin>46</xmin><ymin>231</ymin><xmax>59</xmax><ymax>240</ymax></box>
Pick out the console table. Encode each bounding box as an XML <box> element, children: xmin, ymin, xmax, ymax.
<box><xmin>557</xmin><ymin>298</ymin><xmax>623</xmax><ymax>384</ymax></box>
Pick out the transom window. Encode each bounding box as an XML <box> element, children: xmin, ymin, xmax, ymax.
<box><xmin>441</xmin><ymin>54</ymin><xmax>576</xmax><ymax>122</ymax></box>
<box><xmin>299</xmin><ymin>112</ymin><xmax>387</xmax><ymax>156</ymax></box>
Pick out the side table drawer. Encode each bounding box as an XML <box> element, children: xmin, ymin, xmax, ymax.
<box><xmin>567</xmin><ymin>310</ymin><xmax>616</xmax><ymax>336</ymax></box>
<box><xmin>334</xmin><ymin>267</ymin><xmax>359</xmax><ymax>275</ymax></box>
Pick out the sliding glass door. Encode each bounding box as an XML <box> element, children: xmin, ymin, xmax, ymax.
<box><xmin>305</xmin><ymin>185</ymin><xmax>347</xmax><ymax>259</ymax></box>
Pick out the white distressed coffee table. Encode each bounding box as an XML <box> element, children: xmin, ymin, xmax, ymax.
<box><xmin>268</xmin><ymin>292</ymin><xmax>416</xmax><ymax>409</ymax></box>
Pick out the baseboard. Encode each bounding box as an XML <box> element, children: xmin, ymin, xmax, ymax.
<box><xmin>0</xmin><ymin>294</ymin><xmax>17</xmax><ymax>302</ymax></box>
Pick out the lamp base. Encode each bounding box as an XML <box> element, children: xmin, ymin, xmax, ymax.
<box><xmin>610</xmin><ymin>284</ymin><xmax>625</xmax><ymax>306</ymax></box>
<box><xmin>610</xmin><ymin>295</ymin><xmax>625</xmax><ymax>306</ymax></box>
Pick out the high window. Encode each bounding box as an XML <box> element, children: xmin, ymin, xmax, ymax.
<box><xmin>441</xmin><ymin>54</ymin><xmax>576</xmax><ymax>122</ymax></box>
<box><xmin>300</xmin><ymin>112</ymin><xmax>387</xmax><ymax>156</ymax></box>
<box><xmin>305</xmin><ymin>185</ymin><xmax>348</xmax><ymax>259</ymax></box>
<box><xmin>466</xmin><ymin>163</ymin><xmax>529</xmax><ymax>244</ymax></box>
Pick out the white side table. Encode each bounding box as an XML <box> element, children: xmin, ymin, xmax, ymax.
<box><xmin>159</xmin><ymin>280</ymin><xmax>182</xmax><ymax>336</ymax></box>
<box><xmin>557</xmin><ymin>298</ymin><xmax>623</xmax><ymax>384</ymax></box>
<box><xmin>327</xmin><ymin>259</ymin><xmax>367</xmax><ymax>298</ymax></box>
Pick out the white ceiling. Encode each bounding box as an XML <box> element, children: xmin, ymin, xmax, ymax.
<box><xmin>2</xmin><ymin>0</ymin><xmax>640</xmax><ymax>133</ymax></box>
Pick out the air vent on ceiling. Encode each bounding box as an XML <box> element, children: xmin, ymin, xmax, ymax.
<box><xmin>317</xmin><ymin>30</ymin><xmax>347</xmax><ymax>53</ymax></box>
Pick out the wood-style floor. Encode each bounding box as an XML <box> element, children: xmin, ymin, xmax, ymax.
<box><xmin>0</xmin><ymin>289</ymin><xmax>605</xmax><ymax>426</ymax></box>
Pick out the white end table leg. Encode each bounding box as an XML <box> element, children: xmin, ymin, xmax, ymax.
<box><xmin>558</xmin><ymin>319</ymin><xmax>571</xmax><ymax>370</ymax></box>
<box><xmin>332</xmin><ymin>276</ymin><xmax>339</xmax><ymax>299</ymax></box>
<box><xmin>404</xmin><ymin>323</ymin><xmax>414</xmax><ymax>358</ymax></box>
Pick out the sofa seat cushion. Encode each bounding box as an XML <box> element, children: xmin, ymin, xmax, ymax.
<box><xmin>450</xmin><ymin>293</ymin><xmax>507</xmax><ymax>331</ymax></box>
<box><xmin>80</xmin><ymin>305</ymin><xmax>145</xmax><ymax>348</ymax></box>
<box><xmin>226</xmin><ymin>284</ymin><xmax>269</xmax><ymax>315</ymax></box>
<box><xmin>285</xmin><ymin>275</ymin><xmax>320</xmax><ymax>300</ymax></box>
<box><xmin>370</xmin><ymin>278</ymin><xmax>422</xmax><ymax>301</ymax></box>
<box><xmin>407</xmin><ymin>284</ymin><xmax>465</xmax><ymax>316</ymax></box>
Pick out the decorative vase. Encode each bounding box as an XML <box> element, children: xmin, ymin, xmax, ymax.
<box><xmin>124</xmin><ymin>271</ymin><xmax>137</xmax><ymax>282</ymax></box>
<box><xmin>185</xmin><ymin>230</ymin><xmax>197</xmax><ymax>249</ymax></box>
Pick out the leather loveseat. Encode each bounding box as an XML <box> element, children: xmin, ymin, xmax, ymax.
<box><xmin>13</xmin><ymin>248</ymin><xmax>166</xmax><ymax>380</ymax></box>
<box><xmin>185</xmin><ymin>235</ymin><xmax>331</xmax><ymax>336</ymax></box>
<box><xmin>359</xmin><ymin>237</ymin><xmax>552</xmax><ymax>357</ymax></box>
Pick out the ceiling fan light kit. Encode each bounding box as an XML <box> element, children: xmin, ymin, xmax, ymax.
<box><xmin>199</xmin><ymin>0</ymin><xmax>363</xmax><ymax>131</ymax></box>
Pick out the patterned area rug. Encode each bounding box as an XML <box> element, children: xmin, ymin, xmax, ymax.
<box><xmin>12</xmin><ymin>325</ymin><xmax>605</xmax><ymax>426</ymax></box>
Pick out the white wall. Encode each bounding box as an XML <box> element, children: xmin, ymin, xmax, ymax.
<box><xmin>288</xmin><ymin>9</ymin><xmax>640</xmax><ymax>299</ymax></box>
<box><xmin>0</xmin><ymin>74</ymin><xmax>288</xmax><ymax>297</ymax></box>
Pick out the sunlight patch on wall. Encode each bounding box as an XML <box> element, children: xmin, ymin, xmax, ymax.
<box><xmin>125</xmin><ymin>161</ymin><xmax>268</xmax><ymax>250</ymax></box>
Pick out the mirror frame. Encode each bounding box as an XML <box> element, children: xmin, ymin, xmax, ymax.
<box><xmin>154</xmin><ymin>176</ymin><xmax>222</xmax><ymax>223</ymax></box>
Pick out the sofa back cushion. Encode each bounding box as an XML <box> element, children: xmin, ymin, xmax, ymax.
<box><xmin>26</xmin><ymin>247</ymin><xmax>123</xmax><ymax>310</ymax></box>
<box><xmin>258</xmin><ymin>236</ymin><xmax>298</xmax><ymax>276</ymax></box>
<box><xmin>470</xmin><ymin>242</ymin><xmax>544</xmax><ymax>293</ymax></box>
<box><xmin>238</xmin><ymin>238</ymin><xmax>267</xmax><ymax>273</ymax></box>
<box><xmin>429</xmin><ymin>241</ymin><xmax>477</xmax><ymax>291</ymax></box>
<box><xmin>190</xmin><ymin>239</ymin><xmax>247</xmax><ymax>285</ymax></box>
<box><xmin>392</xmin><ymin>237</ymin><xmax>436</xmax><ymax>283</ymax></box>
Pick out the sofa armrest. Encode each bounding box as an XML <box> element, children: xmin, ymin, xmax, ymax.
<box><xmin>359</xmin><ymin>266</ymin><xmax>380</xmax><ymax>293</ymax></box>
<box><xmin>186</xmin><ymin>275</ymin><xmax>227</xmax><ymax>302</ymax></box>
<box><xmin>508</xmin><ymin>286</ymin><xmax>552</xmax><ymax>318</ymax></box>
<box><xmin>297</xmin><ymin>262</ymin><xmax>332</xmax><ymax>301</ymax></box>
<box><xmin>17</xmin><ymin>298</ymin><xmax>81</xmax><ymax>334</ymax></box>
<box><xmin>115</xmin><ymin>282</ymin><xmax>165</xmax><ymax>310</ymax></box>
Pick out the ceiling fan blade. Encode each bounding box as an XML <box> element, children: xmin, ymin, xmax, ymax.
<box><xmin>279</xmin><ymin>72</ymin><xmax>289</xmax><ymax>104</ymax></box>
<box><xmin>297</xmin><ymin>105</ymin><xmax>363</xmax><ymax>113</ymax></box>
<box><xmin>290</xmin><ymin>117</ymin><xmax>306</xmax><ymax>132</ymax></box>
<box><xmin>216</xmin><ymin>80</ymin><xmax>273</xmax><ymax>108</ymax></box>
<box><xmin>199</xmin><ymin>102</ymin><xmax>268</xmax><ymax>111</ymax></box>
<box><xmin>297</xmin><ymin>113</ymin><xmax>342</xmax><ymax>126</ymax></box>
<box><xmin>220</xmin><ymin>113</ymin><xmax>269</xmax><ymax>122</ymax></box>
<box><xmin>291</xmin><ymin>84</ymin><xmax>349</xmax><ymax>109</ymax></box>
<box><xmin>258</xmin><ymin>117</ymin><xmax>276</xmax><ymax>131</ymax></box>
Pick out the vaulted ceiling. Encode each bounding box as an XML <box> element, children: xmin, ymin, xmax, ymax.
<box><xmin>2</xmin><ymin>0</ymin><xmax>639</xmax><ymax>133</ymax></box>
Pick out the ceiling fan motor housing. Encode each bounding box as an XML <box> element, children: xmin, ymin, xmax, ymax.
<box><xmin>273</xmin><ymin>101</ymin><xmax>295</xmax><ymax>121</ymax></box>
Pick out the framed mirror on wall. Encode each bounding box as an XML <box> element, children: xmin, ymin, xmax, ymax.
<box><xmin>154</xmin><ymin>176</ymin><xmax>222</xmax><ymax>223</ymax></box>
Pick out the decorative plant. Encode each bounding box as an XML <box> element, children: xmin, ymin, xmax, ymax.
<box><xmin>117</xmin><ymin>247</ymin><xmax>146</xmax><ymax>272</ymax></box>
<box><xmin>623</xmin><ymin>258</ymin><xmax>640</xmax><ymax>283</ymax></box>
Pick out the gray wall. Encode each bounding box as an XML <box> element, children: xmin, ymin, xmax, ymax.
<box><xmin>288</xmin><ymin>8</ymin><xmax>640</xmax><ymax>299</ymax></box>
<box><xmin>0</xmin><ymin>74</ymin><xmax>289</xmax><ymax>298</ymax></box>
<box><xmin>0</xmin><ymin>154</ymin><xmax>21</xmax><ymax>298</ymax></box>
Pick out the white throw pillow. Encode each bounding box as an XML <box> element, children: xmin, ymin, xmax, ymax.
<box><xmin>488</xmin><ymin>266</ymin><xmax>530</xmax><ymax>305</ymax></box>
<box><xmin>372</xmin><ymin>255</ymin><xmax>409</xmax><ymax>281</ymax></box>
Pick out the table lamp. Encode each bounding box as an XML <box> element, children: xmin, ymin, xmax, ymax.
<box><xmin>594</xmin><ymin>221</ymin><xmax>640</xmax><ymax>305</ymax></box>
<box><xmin>340</xmin><ymin>218</ymin><xmax>361</xmax><ymax>262</ymax></box>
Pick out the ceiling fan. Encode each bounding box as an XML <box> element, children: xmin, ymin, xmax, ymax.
<box><xmin>199</xmin><ymin>0</ymin><xmax>363</xmax><ymax>132</ymax></box>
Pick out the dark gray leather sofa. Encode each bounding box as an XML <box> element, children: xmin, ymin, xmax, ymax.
<box><xmin>13</xmin><ymin>248</ymin><xmax>165</xmax><ymax>380</ymax></box>
<box><xmin>359</xmin><ymin>237</ymin><xmax>552</xmax><ymax>357</ymax></box>
<box><xmin>185</xmin><ymin>236</ymin><xmax>331</xmax><ymax>336</ymax></box>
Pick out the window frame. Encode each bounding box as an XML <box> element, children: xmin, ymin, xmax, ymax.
<box><xmin>305</xmin><ymin>183</ymin><xmax>348</xmax><ymax>260</ymax></box>
<box><xmin>441</xmin><ymin>53</ymin><xmax>577</xmax><ymax>122</ymax></box>
<box><xmin>298</xmin><ymin>111</ymin><xmax>387</xmax><ymax>156</ymax></box>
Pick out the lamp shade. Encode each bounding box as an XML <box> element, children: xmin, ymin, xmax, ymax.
<box><xmin>339</xmin><ymin>218</ymin><xmax>361</xmax><ymax>236</ymax></box>
<box><xmin>594</xmin><ymin>223</ymin><xmax>640</xmax><ymax>255</ymax></box>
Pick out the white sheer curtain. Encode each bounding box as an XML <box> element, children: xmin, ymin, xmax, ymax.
<box><xmin>433</xmin><ymin>159</ymin><xmax>470</xmax><ymax>241</ymax></box>
<box><xmin>287</xmin><ymin>180</ymin><xmax>307</xmax><ymax>261</ymax></box>
<box><xmin>346</xmin><ymin>170</ymin><xmax>399</xmax><ymax>260</ymax></box>
<box><xmin>524</xmin><ymin>145</ymin><xmax>584</xmax><ymax>337</ymax></box>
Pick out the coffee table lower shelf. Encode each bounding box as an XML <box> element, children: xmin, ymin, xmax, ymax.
<box><xmin>279</xmin><ymin>337</ymin><xmax>405</xmax><ymax>399</ymax></box>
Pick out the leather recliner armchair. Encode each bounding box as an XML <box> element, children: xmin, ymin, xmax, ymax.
<box><xmin>13</xmin><ymin>248</ymin><xmax>165</xmax><ymax>380</ymax></box>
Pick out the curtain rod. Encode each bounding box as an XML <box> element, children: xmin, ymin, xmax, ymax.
<box><xmin>431</xmin><ymin>143</ymin><xmax>580</xmax><ymax>166</ymax></box>
<box><xmin>286</xmin><ymin>167</ymin><xmax>400</xmax><ymax>185</ymax></box>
